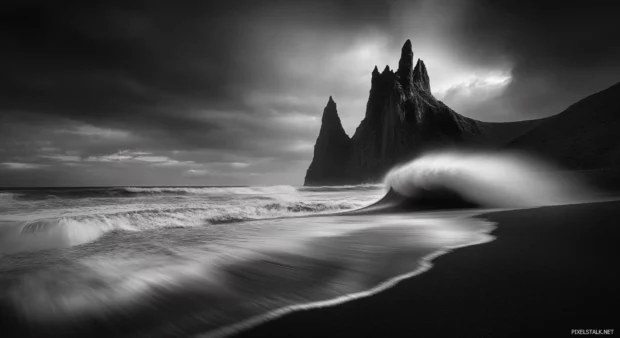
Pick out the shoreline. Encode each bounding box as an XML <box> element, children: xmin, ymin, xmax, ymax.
<box><xmin>200</xmin><ymin>215</ymin><xmax>496</xmax><ymax>338</ymax></box>
<box><xmin>229</xmin><ymin>200</ymin><xmax>620</xmax><ymax>337</ymax></box>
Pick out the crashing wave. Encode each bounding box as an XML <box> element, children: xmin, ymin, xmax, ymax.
<box><xmin>362</xmin><ymin>150</ymin><xmax>589</xmax><ymax>212</ymax></box>
<box><xmin>0</xmin><ymin>201</ymin><xmax>363</xmax><ymax>255</ymax></box>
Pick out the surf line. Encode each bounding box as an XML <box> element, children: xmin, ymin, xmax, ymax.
<box><xmin>196</xmin><ymin>216</ymin><xmax>497</xmax><ymax>338</ymax></box>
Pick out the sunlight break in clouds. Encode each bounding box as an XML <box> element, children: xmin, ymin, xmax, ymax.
<box><xmin>434</xmin><ymin>70</ymin><xmax>513</xmax><ymax>120</ymax></box>
<box><xmin>435</xmin><ymin>71</ymin><xmax>513</xmax><ymax>100</ymax></box>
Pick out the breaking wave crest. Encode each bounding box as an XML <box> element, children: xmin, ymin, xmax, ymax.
<box><xmin>369</xmin><ymin>150</ymin><xmax>589</xmax><ymax>212</ymax></box>
<box><xmin>0</xmin><ymin>192</ymin><xmax>16</xmax><ymax>199</ymax></box>
<box><xmin>0</xmin><ymin>201</ymin><xmax>362</xmax><ymax>255</ymax></box>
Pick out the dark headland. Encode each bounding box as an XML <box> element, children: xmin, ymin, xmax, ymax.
<box><xmin>305</xmin><ymin>39</ymin><xmax>620</xmax><ymax>186</ymax></box>
<box><xmin>234</xmin><ymin>200</ymin><xmax>620</xmax><ymax>337</ymax></box>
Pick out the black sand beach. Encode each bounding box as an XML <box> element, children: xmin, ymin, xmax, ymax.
<box><xmin>234</xmin><ymin>200</ymin><xmax>620</xmax><ymax>337</ymax></box>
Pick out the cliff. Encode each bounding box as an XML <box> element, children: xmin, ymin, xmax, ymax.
<box><xmin>508</xmin><ymin>81</ymin><xmax>620</xmax><ymax>169</ymax></box>
<box><xmin>304</xmin><ymin>39</ymin><xmax>540</xmax><ymax>185</ymax></box>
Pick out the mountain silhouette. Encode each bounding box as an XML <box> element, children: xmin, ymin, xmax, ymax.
<box><xmin>305</xmin><ymin>39</ymin><xmax>541</xmax><ymax>185</ymax></box>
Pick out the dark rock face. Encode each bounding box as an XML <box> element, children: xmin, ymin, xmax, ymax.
<box><xmin>508</xmin><ymin>81</ymin><xmax>620</xmax><ymax>169</ymax></box>
<box><xmin>304</xmin><ymin>97</ymin><xmax>354</xmax><ymax>185</ymax></box>
<box><xmin>348</xmin><ymin>41</ymin><xmax>486</xmax><ymax>183</ymax></box>
<box><xmin>412</xmin><ymin>59</ymin><xmax>431</xmax><ymax>94</ymax></box>
<box><xmin>305</xmin><ymin>39</ymin><xmax>538</xmax><ymax>185</ymax></box>
<box><xmin>397</xmin><ymin>40</ymin><xmax>414</xmax><ymax>95</ymax></box>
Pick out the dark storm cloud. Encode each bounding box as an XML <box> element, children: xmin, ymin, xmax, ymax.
<box><xmin>0</xmin><ymin>0</ymin><xmax>396</xmax><ymax>185</ymax></box>
<box><xmin>1</xmin><ymin>0</ymin><xmax>619</xmax><ymax>185</ymax></box>
<box><xmin>0</xmin><ymin>0</ymin><xmax>388</xmax><ymax>147</ymax></box>
<box><xmin>1</xmin><ymin>1</ymin><xmax>232</xmax><ymax>132</ymax></box>
<box><xmin>435</xmin><ymin>0</ymin><xmax>620</xmax><ymax>120</ymax></box>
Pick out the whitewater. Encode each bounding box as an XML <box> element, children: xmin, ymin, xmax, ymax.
<box><xmin>0</xmin><ymin>151</ymin><xmax>591</xmax><ymax>338</ymax></box>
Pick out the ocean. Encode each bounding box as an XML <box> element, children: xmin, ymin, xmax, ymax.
<box><xmin>0</xmin><ymin>151</ymin><xmax>589</xmax><ymax>337</ymax></box>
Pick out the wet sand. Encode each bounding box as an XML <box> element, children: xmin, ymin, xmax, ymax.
<box><xmin>233</xmin><ymin>200</ymin><xmax>620</xmax><ymax>337</ymax></box>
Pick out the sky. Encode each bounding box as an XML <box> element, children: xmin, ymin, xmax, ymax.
<box><xmin>1</xmin><ymin>0</ymin><xmax>620</xmax><ymax>187</ymax></box>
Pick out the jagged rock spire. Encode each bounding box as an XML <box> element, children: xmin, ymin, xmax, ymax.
<box><xmin>371</xmin><ymin>65</ymin><xmax>381</xmax><ymax>87</ymax></box>
<box><xmin>327</xmin><ymin>95</ymin><xmax>335</xmax><ymax>109</ymax></box>
<box><xmin>372</xmin><ymin>65</ymin><xmax>380</xmax><ymax>77</ymax></box>
<box><xmin>397</xmin><ymin>39</ymin><xmax>414</xmax><ymax>93</ymax></box>
<box><xmin>412</xmin><ymin>59</ymin><xmax>431</xmax><ymax>93</ymax></box>
<box><xmin>304</xmin><ymin>96</ymin><xmax>352</xmax><ymax>185</ymax></box>
<box><xmin>321</xmin><ymin>96</ymin><xmax>346</xmax><ymax>134</ymax></box>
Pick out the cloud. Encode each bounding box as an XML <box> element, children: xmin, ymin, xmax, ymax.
<box><xmin>229</xmin><ymin>162</ymin><xmax>251</xmax><ymax>169</ymax></box>
<box><xmin>183</xmin><ymin>169</ymin><xmax>208</xmax><ymax>178</ymax></box>
<box><xmin>40</xmin><ymin>155</ymin><xmax>81</xmax><ymax>162</ymax></box>
<box><xmin>85</xmin><ymin>150</ymin><xmax>197</xmax><ymax>167</ymax></box>
<box><xmin>435</xmin><ymin>70</ymin><xmax>513</xmax><ymax>120</ymax></box>
<box><xmin>68</xmin><ymin>125</ymin><xmax>131</xmax><ymax>139</ymax></box>
<box><xmin>1</xmin><ymin>162</ymin><xmax>46</xmax><ymax>170</ymax></box>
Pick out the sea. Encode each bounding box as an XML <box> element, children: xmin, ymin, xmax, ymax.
<box><xmin>0</xmin><ymin>151</ymin><xmax>590</xmax><ymax>337</ymax></box>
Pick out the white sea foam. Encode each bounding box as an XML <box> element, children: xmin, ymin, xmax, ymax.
<box><xmin>2</xmin><ymin>214</ymin><xmax>491</xmax><ymax>336</ymax></box>
<box><xmin>0</xmin><ymin>200</ymin><xmax>366</xmax><ymax>255</ymax></box>
<box><xmin>0</xmin><ymin>192</ymin><xmax>16</xmax><ymax>199</ymax></box>
<box><xmin>384</xmin><ymin>150</ymin><xmax>589</xmax><ymax>208</ymax></box>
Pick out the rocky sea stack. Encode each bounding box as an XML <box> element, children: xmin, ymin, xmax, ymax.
<box><xmin>304</xmin><ymin>96</ymin><xmax>354</xmax><ymax>185</ymax></box>
<box><xmin>305</xmin><ymin>39</ymin><xmax>539</xmax><ymax>186</ymax></box>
